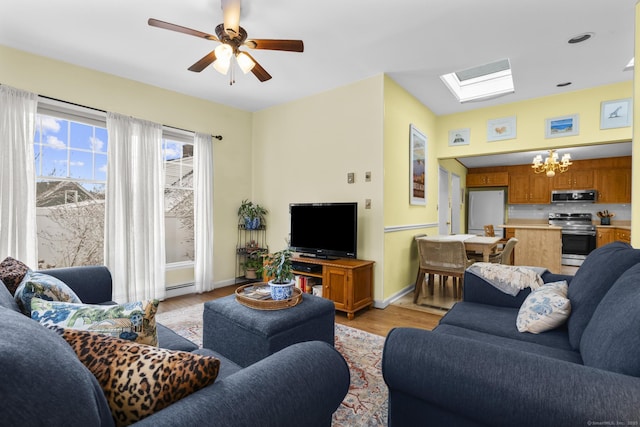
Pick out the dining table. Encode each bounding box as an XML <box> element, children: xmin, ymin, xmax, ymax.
<box><xmin>421</xmin><ymin>234</ymin><xmax>502</xmax><ymax>262</ymax></box>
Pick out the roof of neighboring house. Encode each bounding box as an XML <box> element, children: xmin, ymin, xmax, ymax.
<box><xmin>36</xmin><ymin>181</ymin><xmax>100</xmax><ymax>207</ymax></box>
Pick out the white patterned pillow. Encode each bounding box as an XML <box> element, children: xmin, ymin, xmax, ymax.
<box><xmin>14</xmin><ymin>271</ymin><xmax>81</xmax><ymax>316</ymax></box>
<box><xmin>516</xmin><ymin>280</ymin><xmax>571</xmax><ymax>334</ymax></box>
<box><xmin>31</xmin><ymin>298</ymin><xmax>159</xmax><ymax>346</ymax></box>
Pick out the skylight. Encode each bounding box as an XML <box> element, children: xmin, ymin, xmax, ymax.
<box><xmin>440</xmin><ymin>58</ymin><xmax>515</xmax><ymax>103</ymax></box>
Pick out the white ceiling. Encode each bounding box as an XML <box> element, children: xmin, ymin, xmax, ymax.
<box><xmin>0</xmin><ymin>0</ymin><xmax>636</xmax><ymax>167</ymax></box>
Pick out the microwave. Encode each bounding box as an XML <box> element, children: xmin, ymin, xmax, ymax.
<box><xmin>551</xmin><ymin>190</ymin><xmax>597</xmax><ymax>203</ymax></box>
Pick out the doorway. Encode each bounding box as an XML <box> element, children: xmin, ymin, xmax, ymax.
<box><xmin>450</xmin><ymin>173</ymin><xmax>461</xmax><ymax>234</ymax></box>
<box><xmin>438</xmin><ymin>167</ymin><xmax>450</xmax><ymax>235</ymax></box>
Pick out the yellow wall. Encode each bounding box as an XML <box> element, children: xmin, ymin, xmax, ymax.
<box><xmin>633</xmin><ymin>3</ymin><xmax>640</xmax><ymax>248</ymax></box>
<box><xmin>0</xmin><ymin>45</ymin><xmax>253</xmax><ymax>286</ymax></box>
<box><xmin>436</xmin><ymin>82</ymin><xmax>633</xmax><ymax>161</ymax></box>
<box><xmin>382</xmin><ymin>76</ymin><xmax>438</xmax><ymax>301</ymax></box>
<box><xmin>2</xmin><ymin>42</ymin><xmax>637</xmax><ymax>302</ymax></box>
<box><xmin>252</xmin><ymin>75</ymin><xmax>386</xmax><ymax>298</ymax></box>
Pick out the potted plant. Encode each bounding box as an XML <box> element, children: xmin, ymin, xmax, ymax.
<box><xmin>260</xmin><ymin>248</ymin><xmax>295</xmax><ymax>300</ymax></box>
<box><xmin>241</xmin><ymin>253</ymin><xmax>264</xmax><ymax>280</ymax></box>
<box><xmin>237</xmin><ymin>199</ymin><xmax>268</xmax><ymax>230</ymax></box>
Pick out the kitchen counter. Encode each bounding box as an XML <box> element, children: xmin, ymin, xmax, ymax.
<box><xmin>596</xmin><ymin>225</ymin><xmax>631</xmax><ymax>230</ymax></box>
<box><xmin>503</xmin><ymin>225</ymin><xmax>562</xmax><ymax>273</ymax></box>
<box><xmin>502</xmin><ymin>224</ymin><xmax>562</xmax><ymax>230</ymax></box>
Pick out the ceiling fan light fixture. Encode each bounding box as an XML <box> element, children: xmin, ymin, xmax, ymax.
<box><xmin>215</xmin><ymin>43</ymin><xmax>233</xmax><ymax>61</ymax></box>
<box><xmin>213</xmin><ymin>59</ymin><xmax>230</xmax><ymax>75</ymax></box>
<box><xmin>213</xmin><ymin>43</ymin><xmax>233</xmax><ymax>74</ymax></box>
<box><xmin>236</xmin><ymin>52</ymin><xmax>255</xmax><ymax>74</ymax></box>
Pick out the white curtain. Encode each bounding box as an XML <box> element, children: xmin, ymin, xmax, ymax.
<box><xmin>0</xmin><ymin>86</ymin><xmax>38</xmax><ymax>267</ymax></box>
<box><xmin>105</xmin><ymin>112</ymin><xmax>165</xmax><ymax>302</ymax></box>
<box><xmin>194</xmin><ymin>132</ymin><xmax>215</xmax><ymax>293</ymax></box>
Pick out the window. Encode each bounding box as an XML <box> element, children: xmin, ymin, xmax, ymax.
<box><xmin>32</xmin><ymin>99</ymin><xmax>197</xmax><ymax>270</ymax></box>
<box><xmin>163</xmin><ymin>138</ymin><xmax>194</xmax><ymax>264</ymax></box>
<box><xmin>34</xmin><ymin>113</ymin><xmax>108</xmax><ymax>269</ymax></box>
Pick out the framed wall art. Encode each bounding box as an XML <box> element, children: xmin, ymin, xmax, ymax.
<box><xmin>448</xmin><ymin>128</ymin><xmax>470</xmax><ymax>146</ymax></box>
<box><xmin>486</xmin><ymin>116</ymin><xmax>516</xmax><ymax>142</ymax></box>
<box><xmin>410</xmin><ymin>124</ymin><xmax>427</xmax><ymax>205</ymax></box>
<box><xmin>600</xmin><ymin>98</ymin><xmax>632</xmax><ymax>129</ymax></box>
<box><xmin>545</xmin><ymin>114</ymin><xmax>579</xmax><ymax>138</ymax></box>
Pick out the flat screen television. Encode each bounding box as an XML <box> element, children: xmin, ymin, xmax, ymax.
<box><xmin>289</xmin><ymin>202</ymin><xmax>357</xmax><ymax>259</ymax></box>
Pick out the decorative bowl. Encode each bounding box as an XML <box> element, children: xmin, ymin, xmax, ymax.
<box><xmin>269</xmin><ymin>280</ymin><xmax>295</xmax><ymax>300</ymax></box>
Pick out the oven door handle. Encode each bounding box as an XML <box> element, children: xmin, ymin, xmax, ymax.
<box><xmin>562</xmin><ymin>230</ymin><xmax>596</xmax><ymax>236</ymax></box>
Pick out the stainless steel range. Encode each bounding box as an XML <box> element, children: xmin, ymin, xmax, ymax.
<box><xmin>549</xmin><ymin>213</ymin><xmax>596</xmax><ymax>266</ymax></box>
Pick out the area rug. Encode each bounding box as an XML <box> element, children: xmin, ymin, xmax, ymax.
<box><xmin>156</xmin><ymin>303</ymin><xmax>387</xmax><ymax>426</ymax></box>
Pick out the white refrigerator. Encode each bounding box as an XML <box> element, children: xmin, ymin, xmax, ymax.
<box><xmin>468</xmin><ymin>190</ymin><xmax>505</xmax><ymax>237</ymax></box>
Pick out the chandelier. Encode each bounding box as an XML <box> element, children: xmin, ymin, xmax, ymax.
<box><xmin>531</xmin><ymin>149</ymin><xmax>572</xmax><ymax>177</ymax></box>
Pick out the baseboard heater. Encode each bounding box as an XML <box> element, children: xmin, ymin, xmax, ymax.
<box><xmin>166</xmin><ymin>282</ymin><xmax>195</xmax><ymax>291</ymax></box>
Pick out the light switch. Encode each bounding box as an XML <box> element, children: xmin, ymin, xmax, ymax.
<box><xmin>347</xmin><ymin>172</ymin><xmax>355</xmax><ymax>184</ymax></box>
<box><xmin>365</xmin><ymin>171</ymin><xmax>371</xmax><ymax>182</ymax></box>
<box><xmin>365</xmin><ymin>199</ymin><xmax>372</xmax><ymax>209</ymax></box>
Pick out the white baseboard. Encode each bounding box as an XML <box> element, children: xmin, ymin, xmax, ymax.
<box><xmin>373</xmin><ymin>283</ymin><xmax>414</xmax><ymax>309</ymax></box>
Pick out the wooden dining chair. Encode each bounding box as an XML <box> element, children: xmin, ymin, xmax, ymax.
<box><xmin>469</xmin><ymin>237</ymin><xmax>518</xmax><ymax>265</ymax></box>
<box><xmin>414</xmin><ymin>238</ymin><xmax>475</xmax><ymax>301</ymax></box>
<box><xmin>483</xmin><ymin>224</ymin><xmax>495</xmax><ymax>237</ymax></box>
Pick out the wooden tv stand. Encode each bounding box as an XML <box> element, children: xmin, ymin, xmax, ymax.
<box><xmin>292</xmin><ymin>256</ymin><xmax>374</xmax><ymax>320</ymax></box>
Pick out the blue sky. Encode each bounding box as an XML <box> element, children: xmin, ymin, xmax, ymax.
<box><xmin>35</xmin><ymin>115</ymin><xmax>108</xmax><ymax>182</ymax></box>
<box><xmin>34</xmin><ymin>115</ymin><xmax>190</xmax><ymax>185</ymax></box>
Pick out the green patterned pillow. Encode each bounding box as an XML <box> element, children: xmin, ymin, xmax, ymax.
<box><xmin>14</xmin><ymin>271</ymin><xmax>81</xmax><ymax>316</ymax></box>
<box><xmin>31</xmin><ymin>298</ymin><xmax>159</xmax><ymax>346</ymax></box>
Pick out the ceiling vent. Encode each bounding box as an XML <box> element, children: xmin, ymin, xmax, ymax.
<box><xmin>440</xmin><ymin>58</ymin><xmax>515</xmax><ymax>103</ymax></box>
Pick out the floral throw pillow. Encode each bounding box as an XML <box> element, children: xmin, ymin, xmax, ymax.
<box><xmin>14</xmin><ymin>271</ymin><xmax>81</xmax><ymax>316</ymax></box>
<box><xmin>31</xmin><ymin>298</ymin><xmax>159</xmax><ymax>346</ymax></box>
<box><xmin>55</xmin><ymin>328</ymin><xmax>219</xmax><ymax>427</ymax></box>
<box><xmin>516</xmin><ymin>280</ymin><xmax>571</xmax><ymax>334</ymax></box>
<box><xmin>0</xmin><ymin>257</ymin><xmax>31</xmax><ymax>296</ymax></box>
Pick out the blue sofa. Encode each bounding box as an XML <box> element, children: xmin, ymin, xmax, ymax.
<box><xmin>0</xmin><ymin>266</ymin><xmax>350</xmax><ymax>427</ymax></box>
<box><xmin>383</xmin><ymin>242</ymin><xmax>640</xmax><ymax>426</ymax></box>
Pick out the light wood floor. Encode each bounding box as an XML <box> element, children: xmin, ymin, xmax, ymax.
<box><xmin>159</xmin><ymin>265</ymin><xmax>579</xmax><ymax>338</ymax></box>
<box><xmin>157</xmin><ymin>285</ymin><xmax>442</xmax><ymax>337</ymax></box>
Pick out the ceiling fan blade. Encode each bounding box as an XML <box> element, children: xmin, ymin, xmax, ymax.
<box><xmin>242</xmin><ymin>52</ymin><xmax>272</xmax><ymax>82</ymax></box>
<box><xmin>188</xmin><ymin>50</ymin><xmax>217</xmax><ymax>72</ymax></box>
<box><xmin>245</xmin><ymin>39</ymin><xmax>304</xmax><ymax>52</ymax></box>
<box><xmin>148</xmin><ymin>18</ymin><xmax>218</xmax><ymax>41</ymax></box>
<box><xmin>221</xmin><ymin>0</ymin><xmax>241</xmax><ymax>36</ymax></box>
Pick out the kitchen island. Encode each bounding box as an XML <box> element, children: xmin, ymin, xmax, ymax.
<box><xmin>503</xmin><ymin>224</ymin><xmax>562</xmax><ymax>273</ymax></box>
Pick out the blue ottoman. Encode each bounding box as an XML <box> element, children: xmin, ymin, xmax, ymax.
<box><xmin>202</xmin><ymin>293</ymin><xmax>335</xmax><ymax>367</ymax></box>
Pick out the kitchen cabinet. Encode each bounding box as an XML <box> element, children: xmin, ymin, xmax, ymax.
<box><xmin>595</xmin><ymin>169</ymin><xmax>631</xmax><ymax>203</ymax></box>
<box><xmin>466</xmin><ymin>172</ymin><xmax>509</xmax><ymax>187</ymax></box>
<box><xmin>467</xmin><ymin>156</ymin><xmax>631</xmax><ymax>205</ymax></box>
<box><xmin>551</xmin><ymin>170</ymin><xmax>594</xmax><ymax>190</ymax></box>
<box><xmin>508</xmin><ymin>174</ymin><xmax>550</xmax><ymax>204</ymax></box>
<box><xmin>596</xmin><ymin>227</ymin><xmax>631</xmax><ymax>247</ymax></box>
<box><xmin>615</xmin><ymin>229</ymin><xmax>631</xmax><ymax>244</ymax></box>
<box><xmin>596</xmin><ymin>228</ymin><xmax>615</xmax><ymax>247</ymax></box>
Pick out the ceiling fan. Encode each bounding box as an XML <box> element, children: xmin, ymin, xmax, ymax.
<box><xmin>148</xmin><ymin>0</ymin><xmax>304</xmax><ymax>84</ymax></box>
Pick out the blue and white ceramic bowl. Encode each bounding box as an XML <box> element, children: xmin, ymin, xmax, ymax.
<box><xmin>269</xmin><ymin>281</ymin><xmax>294</xmax><ymax>300</ymax></box>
